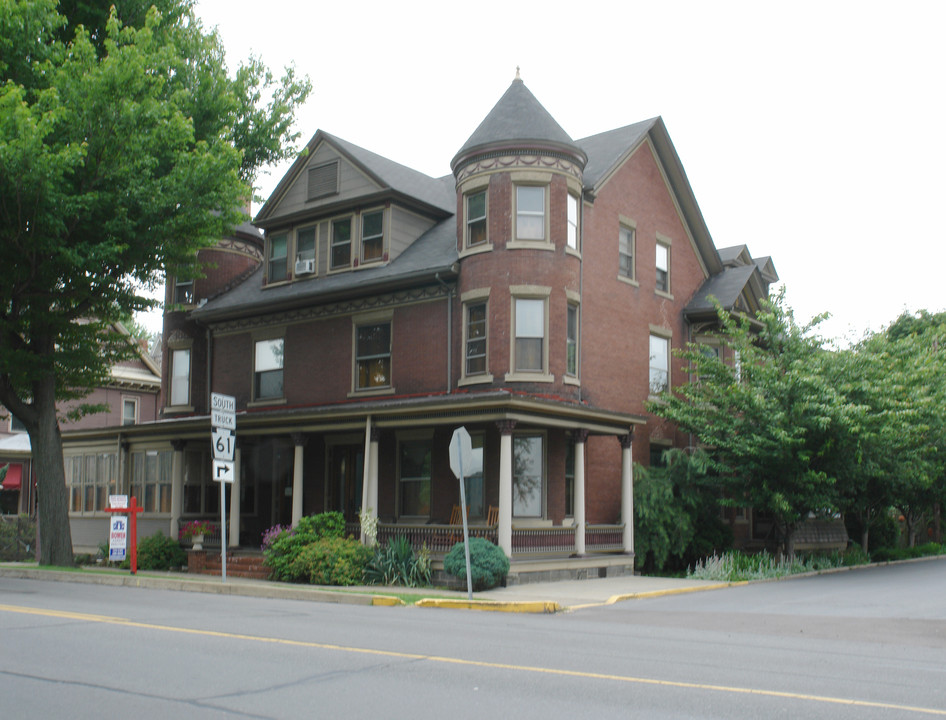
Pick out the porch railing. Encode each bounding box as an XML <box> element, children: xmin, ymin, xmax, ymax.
<box><xmin>353</xmin><ymin>522</ymin><xmax>626</xmax><ymax>557</ymax></box>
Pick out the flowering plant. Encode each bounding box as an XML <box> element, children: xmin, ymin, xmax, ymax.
<box><xmin>180</xmin><ymin>520</ymin><xmax>217</xmax><ymax>539</ymax></box>
<box><xmin>261</xmin><ymin>524</ymin><xmax>292</xmax><ymax>551</ymax></box>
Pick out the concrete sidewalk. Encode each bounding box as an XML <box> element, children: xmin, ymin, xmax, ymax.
<box><xmin>0</xmin><ymin>564</ymin><xmax>738</xmax><ymax>613</ymax></box>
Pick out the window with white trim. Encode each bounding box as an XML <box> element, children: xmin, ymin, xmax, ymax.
<box><xmin>649</xmin><ymin>334</ymin><xmax>670</xmax><ymax>395</ymax></box>
<box><xmin>465</xmin><ymin>302</ymin><xmax>488</xmax><ymax>377</ymax></box>
<box><xmin>516</xmin><ymin>186</ymin><xmax>546</xmax><ymax>241</ymax></box>
<box><xmin>656</xmin><ymin>241</ymin><xmax>670</xmax><ymax>293</ymax></box>
<box><xmin>131</xmin><ymin>449</ymin><xmax>172</xmax><ymax>513</ymax></box>
<box><xmin>254</xmin><ymin>338</ymin><xmax>284</xmax><ymax>400</ymax></box>
<box><xmin>267</xmin><ymin>232</ymin><xmax>288</xmax><ymax>283</ymax></box>
<box><xmin>355</xmin><ymin>322</ymin><xmax>391</xmax><ymax>390</ymax></box>
<box><xmin>466</xmin><ymin>190</ymin><xmax>487</xmax><ymax>247</ymax></box>
<box><xmin>514</xmin><ymin>297</ymin><xmax>546</xmax><ymax>373</ymax></box>
<box><xmin>169</xmin><ymin>348</ymin><xmax>191</xmax><ymax>407</ymax></box>
<box><xmin>122</xmin><ymin>397</ymin><xmax>138</xmax><ymax>426</ymax></box>
<box><xmin>566</xmin><ymin>302</ymin><xmax>579</xmax><ymax>377</ymax></box>
<box><xmin>566</xmin><ymin>193</ymin><xmax>579</xmax><ymax>250</ymax></box>
<box><xmin>619</xmin><ymin>225</ymin><xmax>635</xmax><ymax>280</ymax></box>
<box><xmin>331</xmin><ymin>217</ymin><xmax>352</xmax><ymax>270</ymax></box>
<box><xmin>361</xmin><ymin>210</ymin><xmax>384</xmax><ymax>264</ymax></box>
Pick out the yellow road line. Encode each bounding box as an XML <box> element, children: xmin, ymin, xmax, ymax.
<box><xmin>2</xmin><ymin>602</ymin><xmax>943</xmax><ymax>716</ymax></box>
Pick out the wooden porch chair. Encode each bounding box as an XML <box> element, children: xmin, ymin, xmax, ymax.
<box><xmin>448</xmin><ymin>504</ymin><xmax>467</xmax><ymax>545</ymax></box>
<box><xmin>486</xmin><ymin>505</ymin><xmax>499</xmax><ymax>527</ymax></box>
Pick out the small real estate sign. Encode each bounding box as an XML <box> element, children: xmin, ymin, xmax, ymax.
<box><xmin>109</xmin><ymin>515</ymin><xmax>127</xmax><ymax>562</ymax></box>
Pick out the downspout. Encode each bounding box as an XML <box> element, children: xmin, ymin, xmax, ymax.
<box><xmin>205</xmin><ymin>327</ymin><xmax>212</xmax><ymax>412</ymax></box>
<box><xmin>435</xmin><ymin>272</ymin><xmax>453</xmax><ymax>392</ymax></box>
<box><xmin>578</xmin><ymin>194</ymin><xmax>586</xmax><ymax>404</ymax></box>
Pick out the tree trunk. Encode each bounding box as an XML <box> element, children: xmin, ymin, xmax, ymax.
<box><xmin>861</xmin><ymin>528</ymin><xmax>869</xmax><ymax>554</ymax></box>
<box><xmin>31</xmin><ymin>378</ymin><xmax>74</xmax><ymax>566</ymax></box>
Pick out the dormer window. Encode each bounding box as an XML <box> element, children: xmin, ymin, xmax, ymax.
<box><xmin>331</xmin><ymin>217</ymin><xmax>352</xmax><ymax>270</ymax></box>
<box><xmin>361</xmin><ymin>210</ymin><xmax>384</xmax><ymax>264</ymax></box>
<box><xmin>268</xmin><ymin>233</ymin><xmax>288</xmax><ymax>283</ymax></box>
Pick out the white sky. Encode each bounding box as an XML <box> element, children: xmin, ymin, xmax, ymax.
<box><xmin>151</xmin><ymin>0</ymin><xmax>946</xmax><ymax>345</ymax></box>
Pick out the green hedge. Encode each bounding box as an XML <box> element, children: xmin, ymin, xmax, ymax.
<box><xmin>287</xmin><ymin>536</ymin><xmax>372</xmax><ymax>586</ymax></box>
<box><xmin>444</xmin><ymin>538</ymin><xmax>509</xmax><ymax>590</ymax></box>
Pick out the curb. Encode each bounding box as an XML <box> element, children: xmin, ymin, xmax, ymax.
<box><xmin>416</xmin><ymin>598</ymin><xmax>561</xmax><ymax>613</ymax></box>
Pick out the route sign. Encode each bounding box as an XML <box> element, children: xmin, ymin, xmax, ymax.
<box><xmin>213</xmin><ymin>459</ymin><xmax>235</xmax><ymax>483</ymax></box>
<box><xmin>212</xmin><ymin>428</ymin><xmax>235</xmax><ymax>461</ymax></box>
<box><xmin>211</xmin><ymin>392</ymin><xmax>236</xmax><ymax>430</ymax></box>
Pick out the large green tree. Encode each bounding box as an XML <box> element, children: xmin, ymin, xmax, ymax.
<box><xmin>649</xmin><ymin>293</ymin><xmax>852</xmax><ymax>558</ymax></box>
<box><xmin>0</xmin><ymin>0</ymin><xmax>309</xmax><ymax>565</ymax></box>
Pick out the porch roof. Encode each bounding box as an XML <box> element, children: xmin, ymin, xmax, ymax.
<box><xmin>62</xmin><ymin>390</ymin><xmax>645</xmax><ymax>443</ymax></box>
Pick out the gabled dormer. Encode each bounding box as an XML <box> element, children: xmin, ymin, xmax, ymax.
<box><xmin>254</xmin><ymin>131</ymin><xmax>454</xmax><ymax>287</ymax></box>
<box><xmin>684</xmin><ymin>244</ymin><xmax>780</xmax><ymax>326</ymax></box>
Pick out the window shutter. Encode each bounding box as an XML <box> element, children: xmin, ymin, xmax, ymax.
<box><xmin>307</xmin><ymin>161</ymin><xmax>339</xmax><ymax>200</ymax></box>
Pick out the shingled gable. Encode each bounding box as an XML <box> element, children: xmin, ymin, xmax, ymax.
<box><xmin>255</xmin><ymin>130</ymin><xmax>454</xmax><ymax>228</ymax></box>
<box><xmin>575</xmin><ymin>118</ymin><xmax>723</xmax><ymax>279</ymax></box>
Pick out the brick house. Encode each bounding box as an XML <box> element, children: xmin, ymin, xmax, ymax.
<box><xmin>60</xmin><ymin>77</ymin><xmax>776</xmax><ymax>575</ymax></box>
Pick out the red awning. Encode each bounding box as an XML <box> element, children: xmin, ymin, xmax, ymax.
<box><xmin>0</xmin><ymin>464</ymin><xmax>22</xmax><ymax>491</ymax></box>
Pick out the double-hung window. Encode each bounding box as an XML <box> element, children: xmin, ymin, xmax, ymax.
<box><xmin>268</xmin><ymin>233</ymin><xmax>288</xmax><ymax>283</ymax></box>
<box><xmin>566</xmin><ymin>193</ymin><xmax>579</xmax><ymax>250</ymax></box>
<box><xmin>356</xmin><ymin>322</ymin><xmax>391</xmax><ymax>390</ymax></box>
<box><xmin>465</xmin><ymin>302</ymin><xmax>488</xmax><ymax>376</ymax></box>
<box><xmin>649</xmin><ymin>334</ymin><xmax>670</xmax><ymax>395</ymax></box>
<box><xmin>295</xmin><ymin>227</ymin><xmax>316</xmax><ymax>271</ymax></box>
<box><xmin>466</xmin><ymin>190</ymin><xmax>487</xmax><ymax>247</ymax></box>
<box><xmin>331</xmin><ymin>217</ymin><xmax>352</xmax><ymax>270</ymax></box>
<box><xmin>361</xmin><ymin>210</ymin><xmax>384</xmax><ymax>263</ymax></box>
<box><xmin>516</xmin><ymin>186</ymin><xmax>546</xmax><ymax>241</ymax></box>
<box><xmin>656</xmin><ymin>241</ymin><xmax>670</xmax><ymax>293</ymax></box>
<box><xmin>566</xmin><ymin>303</ymin><xmax>579</xmax><ymax>377</ymax></box>
<box><xmin>122</xmin><ymin>398</ymin><xmax>138</xmax><ymax>426</ymax></box>
<box><xmin>254</xmin><ymin>338</ymin><xmax>284</xmax><ymax>400</ymax></box>
<box><xmin>514</xmin><ymin>298</ymin><xmax>545</xmax><ymax>373</ymax></box>
<box><xmin>170</xmin><ymin>348</ymin><xmax>191</xmax><ymax>407</ymax></box>
<box><xmin>619</xmin><ymin>225</ymin><xmax>635</xmax><ymax>280</ymax></box>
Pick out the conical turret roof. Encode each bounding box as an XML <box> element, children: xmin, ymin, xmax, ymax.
<box><xmin>451</xmin><ymin>76</ymin><xmax>586</xmax><ymax>173</ymax></box>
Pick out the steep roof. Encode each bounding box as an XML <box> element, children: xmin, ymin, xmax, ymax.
<box><xmin>193</xmin><ymin>206</ymin><xmax>459</xmax><ymax>323</ymax></box>
<box><xmin>451</xmin><ymin>77</ymin><xmax>586</xmax><ymax>172</ymax></box>
<box><xmin>256</xmin><ymin>131</ymin><xmax>454</xmax><ymax>226</ymax></box>
<box><xmin>576</xmin><ymin>118</ymin><xmax>723</xmax><ymax>277</ymax></box>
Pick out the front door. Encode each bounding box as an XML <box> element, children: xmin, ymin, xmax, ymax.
<box><xmin>327</xmin><ymin>444</ymin><xmax>364</xmax><ymax>522</ymax></box>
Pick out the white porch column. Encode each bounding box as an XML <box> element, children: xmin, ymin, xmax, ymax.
<box><xmin>573</xmin><ymin>430</ymin><xmax>588</xmax><ymax>556</ymax></box>
<box><xmin>368</xmin><ymin>426</ymin><xmax>379</xmax><ymax>525</ymax></box>
<box><xmin>497</xmin><ymin>420</ymin><xmax>516</xmax><ymax>557</ymax></box>
<box><xmin>291</xmin><ymin>433</ymin><xmax>307</xmax><ymax>527</ymax></box>
<box><xmin>620</xmin><ymin>432</ymin><xmax>635</xmax><ymax>554</ymax></box>
<box><xmin>170</xmin><ymin>440</ymin><xmax>185</xmax><ymax>540</ymax></box>
<box><xmin>228</xmin><ymin>445</ymin><xmax>241</xmax><ymax>547</ymax></box>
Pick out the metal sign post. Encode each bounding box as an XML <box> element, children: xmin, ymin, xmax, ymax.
<box><xmin>211</xmin><ymin>393</ymin><xmax>236</xmax><ymax>583</ymax></box>
<box><xmin>449</xmin><ymin>426</ymin><xmax>474</xmax><ymax>601</ymax></box>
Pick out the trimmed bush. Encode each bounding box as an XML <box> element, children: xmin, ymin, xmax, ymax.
<box><xmin>444</xmin><ymin>537</ymin><xmax>509</xmax><ymax>591</ymax></box>
<box><xmin>263</xmin><ymin>512</ymin><xmax>352</xmax><ymax>582</ymax></box>
<box><xmin>364</xmin><ymin>536</ymin><xmax>431</xmax><ymax>587</ymax></box>
<box><xmin>288</xmin><ymin>536</ymin><xmax>372</xmax><ymax>586</ymax></box>
<box><xmin>136</xmin><ymin>532</ymin><xmax>187</xmax><ymax>571</ymax></box>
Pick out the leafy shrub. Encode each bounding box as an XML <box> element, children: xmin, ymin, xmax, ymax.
<box><xmin>872</xmin><ymin>542</ymin><xmax>944</xmax><ymax>563</ymax></box>
<box><xmin>263</xmin><ymin>512</ymin><xmax>349</xmax><ymax>582</ymax></box>
<box><xmin>136</xmin><ymin>532</ymin><xmax>187</xmax><ymax>571</ymax></box>
<box><xmin>260</xmin><ymin>524</ymin><xmax>291</xmax><ymax>551</ymax></box>
<box><xmin>287</xmin><ymin>536</ymin><xmax>372</xmax><ymax>586</ymax></box>
<box><xmin>0</xmin><ymin>514</ymin><xmax>35</xmax><ymax>561</ymax></box>
<box><xmin>688</xmin><ymin>547</ymin><xmax>871</xmax><ymax>582</ymax></box>
<box><xmin>444</xmin><ymin>537</ymin><xmax>509</xmax><ymax>590</ymax></box>
<box><xmin>364</xmin><ymin>536</ymin><xmax>431</xmax><ymax>587</ymax></box>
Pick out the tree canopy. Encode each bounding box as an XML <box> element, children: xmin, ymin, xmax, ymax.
<box><xmin>0</xmin><ymin>0</ymin><xmax>309</xmax><ymax>564</ymax></box>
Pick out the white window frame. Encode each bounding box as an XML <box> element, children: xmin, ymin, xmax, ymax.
<box><xmin>506</xmin><ymin>287</ymin><xmax>553</xmax><ymax>383</ymax></box>
<box><xmin>330</xmin><ymin>216</ymin><xmax>353</xmax><ymax>271</ymax></box>
<box><xmin>618</xmin><ymin>220</ymin><xmax>637</xmax><ymax>284</ymax></box>
<box><xmin>649</xmin><ymin>331</ymin><xmax>671</xmax><ymax>396</ymax></box>
<box><xmin>352</xmin><ymin>313</ymin><xmax>394</xmax><ymax>395</ymax></box>
<box><xmin>466</xmin><ymin>189</ymin><xmax>488</xmax><ymax>248</ymax></box>
<box><xmin>168</xmin><ymin>346</ymin><xmax>191</xmax><ymax>409</ymax></box>
<box><xmin>566</xmin><ymin>300</ymin><xmax>579</xmax><ymax>379</ymax></box>
<box><xmin>253</xmin><ymin>337</ymin><xmax>285</xmax><ymax>402</ymax></box>
<box><xmin>515</xmin><ymin>185</ymin><xmax>547</xmax><ymax>242</ymax></box>
<box><xmin>122</xmin><ymin>397</ymin><xmax>138</xmax><ymax>426</ymax></box>
<box><xmin>566</xmin><ymin>192</ymin><xmax>579</xmax><ymax>250</ymax></box>
<box><xmin>460</xmin><ymin>288</ymin><xmax>493</xmax><ymax>386</ymax></box>
<box><xmin>655</xmin><ymin>234</ymin><xmax>672</xmax><ymax>296</ymax></box>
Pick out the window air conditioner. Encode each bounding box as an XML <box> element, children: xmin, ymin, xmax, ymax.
<box><xmin>295</xmin><ymin>258</ymin><xmax>315</xmax><ymax>275</ymax></box>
